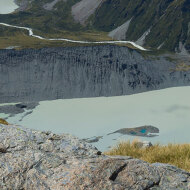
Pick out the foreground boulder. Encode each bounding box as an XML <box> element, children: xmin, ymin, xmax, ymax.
<box><xmin>0</xmin><ymin>124</ymin><xmax>190</xmax><ymax>190</ymax></box>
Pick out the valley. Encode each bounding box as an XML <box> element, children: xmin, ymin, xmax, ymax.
<box><xmin>0</xmin><ymin>22</ymin><xmax>146</xmax><ymax>50</ymax></box>
<box><xmin>1</xmin><ymin>86</ymin><xmax>190</xmax><ymax>151</ymax></box>
<box><xmin>0</xmin><ymin>45</ymin><xmax>190</xmax><ymax>151</ymax></box>
<box><xmin>0</xmin><ymin>1</ymin><xmax>190</xmax><ymax>188</ymax></box>
<box><xmin>0</xmin><ymin>0</ymin><xmax>190</xmax><ymax>150</ymax></box>
<box><xmin>0</xmin><ymin>0</ymin><xmax>189</xmax><ymax>53</ymax></box>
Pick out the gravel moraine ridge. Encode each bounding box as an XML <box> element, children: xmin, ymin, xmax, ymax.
<box><xmin>0</xmin><ymin>124</ymin><xmax>190</xmax><ymax>189</ymax></box>
<box><xmin>1</xmin><ymin>46</ymin><xmax>190</xmax><ymax>103</ymax></box>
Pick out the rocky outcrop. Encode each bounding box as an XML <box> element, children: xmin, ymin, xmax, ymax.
<box><xmin>0</xmin><ymin>124</ymin><xmax>190</xmax><ymax>190</ymax></box>
<box><xmin>0</xmin><ymin>102</ymin><xmax>39</xmax><ymax>121</ymax></box>
<box><xmin>0</xmin><ymin>45</ymin><xmax>190</xmax><ymax>103</ymax></box>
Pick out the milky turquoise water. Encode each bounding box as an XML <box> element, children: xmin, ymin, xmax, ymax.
<box><xmin>0</xmin><ymin>0</ymin><xmax>18</xmax><ymax>14</ymax></box>
<box><xmin>1</xmin><ymin>87</ymin><xmax>190</xmax><ymax>151</ymax></box>
<box><xmin>0</xmin><ymin>0</ymin><xmax>189</xmax><ymax>151</ymax></box>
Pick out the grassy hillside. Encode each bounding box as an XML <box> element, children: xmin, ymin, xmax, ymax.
<box><xmin>89</xmin><ymin>0</ymin><xmax>190</xmax><ymax>52</ymax></box>
<box><xmin>0</xmin><ymin>0</ymin><xmax>114</xmax><ymax>49</ymax></box>
<box><xmin>0</xmin><ymin>0</ymin><xmax>189</xmax><ymax>52</ymax></box>
<box><xmin>0</xmin><ymin>0</ymin><xmax>82</xmax><ymax>34</ymax></box>
<box><xmin>0</xmin><ymin>26</ymin><xmax>112</xmax><ymax>49</ymax></box>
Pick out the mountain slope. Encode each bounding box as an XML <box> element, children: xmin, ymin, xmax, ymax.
<box><xmin>1</xmin><ymin>0</ymin><xmax>82</xmax><ymax>33</ymax></box>
<box><xmin>89</xmin><ymin>0</ymin><xmax>190</xmax><ymax>52</ymax></box>
<box><xmin>0</xmin><ymin>0</ymin><xmax>190</xmax><ymax>53</ymax></box>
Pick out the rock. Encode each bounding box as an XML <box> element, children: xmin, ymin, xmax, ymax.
<box><xmin>83</xmin><ymin>136</ymin><xmax>103</xmax><ymax>143</ymax></box>
<box><xmin>15</xmin><ymin>103</ymin><xmax>27</xmax><ymax>109</ymax></box>
<box><xmin>0</xmin><ymin>143</ymin><xmax>7</xmax><ymax>153</ymax></box>
<box><xmin>0</xmin><ymin>103</ymin><xmax>39</xmax><ymax>120</ymax></box>
<box><xmin>108</xmin><ymin>125</ymin><xmax>159</xmax><ymax>137</ymax></box>
<box><xmin>136</xmin><ymin>141</ymin><xmax>153</xmax><ymax>148</ymax></box>
<box><xmin>142</xmin><ymin>141</ymin><xmax>153</xmax><ymax>148</ymax></box>
<box><xmin>0</xmin><ymin>124</ymin><xmax>190</xmax><ymax>190</ymax></box>
<box><xmin>48</xmin><ymin>134</ymin><xmax>62</xmax><ymax>141</ymax></box>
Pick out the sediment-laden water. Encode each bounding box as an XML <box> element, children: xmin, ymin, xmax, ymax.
<box><xmin>0</xmin><ymin>0</ymin><xmax>18</xmax><ymax>14</ymax></box>
<box><xmin>1</xmin><ymin>86</ymin><xmax>190</xmax><ymax>151</ymax></box>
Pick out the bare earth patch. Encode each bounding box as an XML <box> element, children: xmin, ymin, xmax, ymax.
<box><xmin>109</xmin><ymin>19</ymin><xmax>132</xmax><ymax>40</ymax></box>
<box><xmin>43</xmin><ymin>0</ymin><xmax>67</xmax><ymax>11</ymax></box>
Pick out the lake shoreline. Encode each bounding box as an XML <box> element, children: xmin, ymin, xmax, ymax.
<box><xmin>0</xmin><ymin>123</ymin><xmax>189</xmax><ymax>189</ymax></box>
<box><xmin>1</xmin><ymin>86</ymin><xmax>190</xmax><ymax>151</ymax></box>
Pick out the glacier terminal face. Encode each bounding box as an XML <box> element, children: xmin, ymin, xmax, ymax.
<box><xmin>0</xmin><ymin>45</ymin><xmax>190</xmax><ymax>103</ymax></box>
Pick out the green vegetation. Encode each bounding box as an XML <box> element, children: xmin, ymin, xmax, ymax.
<box><xmin>0</xmin><ymin>0</ymin><xmax>82</xmax><ymax>33</ymax></box>
<box><xmin>89</xmin><ymin>0</ymin><xmax>190</xmax><ymax>52</ymax></box>
<box><xmin>0</xmin><ymin>26</ymin><xmax>67</xmax><ymax>49</ymax></box>
<box><xmin>105</xmin><ymin>140</ymin><xmax>190</xmax><ymax>172</ymax></box>
<box><xmin>0</xmin><ymin>25</ymin><xmax>142</xmax><ymax>49</ymax></box>
<box><xmin>0</xmin><ymin>0</ymin><xmax>114</xmax><ymax>49</ymax></box>
<box><xmin>0</xmin><ymin>0</ymin><xmax>189</xmax><ymax>52</ymax></box>
<box><xmin>0</xmin><ymin>25</ymin><xmax>113</xmax><ymax>49</ymax></box>
<box><xmin>175</xmin><ymin>62</ymin><xmax>190</xmax><ymax>71</ymax></box>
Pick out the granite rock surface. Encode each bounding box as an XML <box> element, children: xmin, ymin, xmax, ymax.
<box><xmin>0</xmin><ymin>124</ymin><xmax>190</xmax><ymax>190</ymax></box>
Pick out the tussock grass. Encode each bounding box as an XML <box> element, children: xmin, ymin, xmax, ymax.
<box><xmin>0</xmin><ymin>118</ymin><xmax>8</xmax><ymax>125</ymax></box>
<box><xmin>105</xmin><ymin>139</ymin><xmax>190</xmax><ymax>172</ymax></box>
<box><xmin>0</xmin><ymin>26</ymin><xmax>136</xmax><ymax>50</ymax></box>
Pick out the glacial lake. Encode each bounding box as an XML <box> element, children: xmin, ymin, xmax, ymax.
<box><xmin>0</xmin><ymin>0</ymin><xmax>18</xmax><ymax>14</ymax></box>
<box><xmin>1</xmin><ymin>86</ymin><xmax>190</xmax><ymax>151</ymax></box>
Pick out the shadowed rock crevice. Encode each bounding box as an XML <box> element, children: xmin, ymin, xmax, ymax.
<box><xmin>109</xmin><ymin>163</ymin><xmax>127</xmax><ymax>181</ymax></box>
<box><xmin>0</xmin><ymin>124</ymin><xmax>190</xmax><ymax>189</ymax></box>
<box><xmin>144</xmin><ymin>180</ymin><xmax>160</xmax><ymax>190</ymax></box>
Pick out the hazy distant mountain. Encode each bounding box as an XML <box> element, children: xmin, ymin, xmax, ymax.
<box><xmin>1</xmin><ymin>0</ymin><xmax>190</xmax><ymax>53</ymax></box>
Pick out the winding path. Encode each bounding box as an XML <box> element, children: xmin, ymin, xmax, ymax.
<box><xmin>0</xmin><ymin>22</ymin><xmax>146</xmax><ymax>51</ymax></box>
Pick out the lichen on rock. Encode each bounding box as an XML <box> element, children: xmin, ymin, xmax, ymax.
<box><xmin>0</xmin><ymin>124</ymin><xmax>190</xmax><ymax>189</ymax></box>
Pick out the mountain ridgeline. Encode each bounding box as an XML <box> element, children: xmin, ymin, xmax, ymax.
<box><xmin>0</xmin><ymin>0</ymin><xmax>190</xmax><ymax>53</ymax></box>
